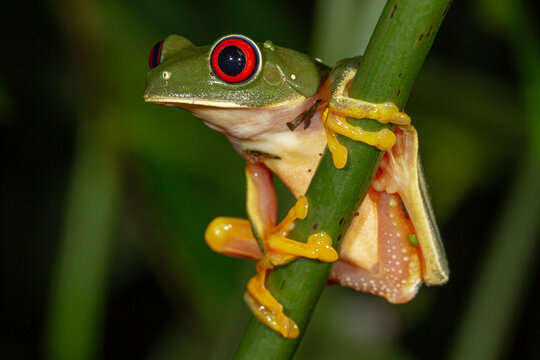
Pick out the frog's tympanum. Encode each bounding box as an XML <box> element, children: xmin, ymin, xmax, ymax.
<box><xmin>144</xmin><ymin>34</ymin><xmax>449</xmax><ymax>338</ymax></box>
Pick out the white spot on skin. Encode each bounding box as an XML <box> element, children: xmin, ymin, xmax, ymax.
<box><xmin>163</xmin><ymin>71</ymin><xmax>171</xmax><ymax>79</ymax></box>
<box><xmin>291</xmin><ymin>74</ymin><xmax>296</xmax><ymax>80</ymax></box>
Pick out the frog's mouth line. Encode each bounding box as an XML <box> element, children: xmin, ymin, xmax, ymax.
<box><xmin>143</xmin><ymin>94</ymin><xmax>306</xmax><ymax>109</ymax></box>
<box><xmin>143</xmin><ymin>95</ymin><xmax>245</xmax><ymax>108</ymax></box>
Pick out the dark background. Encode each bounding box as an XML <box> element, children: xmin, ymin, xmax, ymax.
<box><xmin>2</xmin><ymin>0</ymin><xmax>539</xmax><ymax>359</ymax></box>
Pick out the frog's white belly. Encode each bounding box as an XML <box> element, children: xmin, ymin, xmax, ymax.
<box><xmin>186</xmin><ymin>95</ymin><xmax>326</xmax><ymax>198</ymax></box>
<box><xmin>254</xmin><ymin>111</ymin><xmax>326</xmax><ymax>198</ymax></box>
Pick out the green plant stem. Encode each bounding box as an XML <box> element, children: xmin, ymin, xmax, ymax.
<box><xmin>233</xmin><ymin>1</ymin><xmax>452</xmax><ymax>358</ymax></box>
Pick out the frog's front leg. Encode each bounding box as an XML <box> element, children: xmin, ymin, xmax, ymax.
<box><xmin>205</xmin><ymin>163</ymin><xmax>336</xmax><ymax>265</ymax></box>
<box><xmin>323</xmin><ymin>67</ymin><xmax>411</xmax><ymax>169</ymax></box>
<box><xmin>244</xmin><ymin>162</ymin><xmax>338</xmax><ymax>338</ymax></box>
<box><xmin>205</xmin><ymin>162</ymin><xmax>338</xmax><ymax>338</ymax></box>
<box><xmin>245</xmin><ymin>162</ymin><xmax>338</xmax><ymax>265</ymax></box>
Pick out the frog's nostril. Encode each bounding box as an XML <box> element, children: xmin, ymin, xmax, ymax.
<box><xmin>148</xmin><ymin>40</ymin><xmax>164</xmax><ymax>69</ymax></box>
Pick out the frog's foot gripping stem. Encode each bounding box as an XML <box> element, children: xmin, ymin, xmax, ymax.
<box><xmin>322</xmin><ymin>90</ymin><xmax>411</xmax><ymax>169</ymax></box>
<box><xmin>245</xmin><ymin>162</ymin><xmax>338</xmax><ymax>268</ymax></box>
<box><xmin>205</xmin><ymin>218</ymin><xmax>302</xmax><ymax>338</ymax></box>
<box><xmin>244</xmin><ymin>195</ymin><xmax>337</xmax><ymax>339</ymax></box>
<box><xmin>205</xmin><ymin>197</ymin><xmax>337</xmax><ymax>264</ymax></box>
<box><xmin>263</xmin><ymin>196</ymin><xmax>338</xmax><ymax>266</ymax></box>
<box><xmin>205</xmin><ymin>162</ymin><xmax>338</xmax><ymax>338</ymax></box>
<box><xmin>204</xmin><ymin>204</ymin><xmax>336</xmax><ymax>339</ymax></box>
<box><xmin>244</xmin><ymin>256</ymin><xmax>300</xmax><ymax>338</ymax></box>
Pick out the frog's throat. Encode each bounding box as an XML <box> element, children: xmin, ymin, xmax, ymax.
<box><xmin>176</xmin><ymin>94</ymin><xmax>328</xmax><ymax>200</ymax></box>
<box><xmin>170</xmin><ymin>95</ymin><xmax>313</xmax><ymax>140</ymax></box>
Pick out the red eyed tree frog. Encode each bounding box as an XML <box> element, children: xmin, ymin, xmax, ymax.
<box><xmin>144</xmin><ymin>34</ymin><xmax>449</xmax><ymax>338</ymax></box>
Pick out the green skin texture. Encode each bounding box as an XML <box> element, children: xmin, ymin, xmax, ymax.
<box><xmin>144</xmin><ymin>35</ymin><xmax>330</xmax><ymax>107</ymax></box>
<box><xmin>145</xmin><ymin>0</ymin><xmax>451</xmax><ymax>355</ymax></box>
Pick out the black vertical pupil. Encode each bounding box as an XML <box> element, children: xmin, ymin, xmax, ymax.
<box><xmin>217</xmin><ymin>45</ymin><xmax>246</xmax><ymax>76</ymax></box>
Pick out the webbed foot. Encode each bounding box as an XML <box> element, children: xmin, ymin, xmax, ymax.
<box><xmin>244</xmin><ymin>256</ymin><xmax>300</xmax><ymax>338</ymax></box>
<box><xmin>263</xmin><ymin>196</ymin><xmax>338</xmax><ymax>266</ymax></box>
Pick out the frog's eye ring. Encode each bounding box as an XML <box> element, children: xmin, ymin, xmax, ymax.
<box><xmin>148</xmin><ymin>40</ymin><xmax>164</xmax><ymax>69</ymax></box>
<box><xmin>210</xmin><ymin>35</ymin><xmax>261</xmax><ymax>84</ymax></box>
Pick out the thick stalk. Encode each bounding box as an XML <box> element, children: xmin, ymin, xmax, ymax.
<box><xmin>234</xmin><ymin>1</ymin><xmax>452</xmax><ymax>358</ymax></box>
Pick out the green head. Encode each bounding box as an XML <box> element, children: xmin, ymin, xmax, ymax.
<box><xmin>144</xmin><ymin>34</ymin><xmax>329</xmax><ymax>108</ymax></box>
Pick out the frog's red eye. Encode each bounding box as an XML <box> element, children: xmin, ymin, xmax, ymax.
<box><xmin>148</xmin><ymin>40</ymin><xmax>164</xmax><ymax>69</ymax></box>
<box><xmin>210</xmin><ymin>35</ymin><xmax>260</xmax><ymax>83</ymax></box>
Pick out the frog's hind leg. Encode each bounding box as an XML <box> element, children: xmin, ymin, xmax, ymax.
<box><xmin>242</xmin><ymin>162</ymin><xmax>338</xmax><ymax>338</ymax></box>
<box><xmin>245</xmin><ymin>162</ymin><xmax>338</xmax><ymax>266</ymax></box>
<box><xmin>329</xmin><ymin>126</ymin><xmax>448</xmax><ymax>302</ymax></box>
<box><xmin>371</xmin><ymin>126</ymin><xmax>449</xmax><ymax>285</ymax></box>
<box><xmin>330</xmin><ymin>190</ymin><xmax>423</xmax><ymax>303</ymax></box>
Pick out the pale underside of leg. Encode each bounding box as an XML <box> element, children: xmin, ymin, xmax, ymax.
<box><xmin>330</xmin><ymin>190</ymin><xmax>422</xmax><ymax>304</ymax></box>
<box><xmin>330</xmin><ymin>126</ymin><xmax>448</xmax><ymax>302</ymax></box>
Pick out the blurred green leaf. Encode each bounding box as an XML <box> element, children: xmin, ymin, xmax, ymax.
<box><xmin>311</xmin><ymin>0</ymin><xmax>386</xmax><ymax>63</ymax></box>
<box><xmin>450</xmin><ymin>0</ymin><xmax>540</xmax><ymax>358</ymax></box>
<box><xmin>45</xmin><ymin>121</ymin><xmax>120</xmax><ymax>360</ymax></box>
